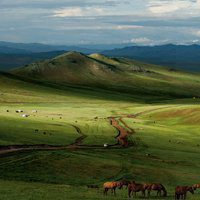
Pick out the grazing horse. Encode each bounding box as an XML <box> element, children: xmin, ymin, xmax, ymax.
<box><xmin>128</xmin><ymin>182</ymin><xmax>146</xmax><ymax>198</ymax></box>
<box><xmin>175</xmin><ymin>186</ymin><xmax>194</xmax><ymax>199</ymax></box>
<box><xmin>144</xmin><ymin>183</ymin><xmax>167</xmax><ymax>197</ymax></box>
<box><xmin>103</xmin><ymin>181</ymin><xmax>122</xmax><ymax>196</ymax></box>
<box><xmin>119</xmin><ymin>180</ymin><xmax>131</xmax><ymax>189</ymax></box>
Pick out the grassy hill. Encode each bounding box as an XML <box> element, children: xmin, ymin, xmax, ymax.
<box><xmin>12</xmin><ymin>52</ymin><xmax>200</xmax><ymax>100</ymax></box>
<box><xmin>0</xmin><ymin>54</ymin><xmax>200</xmax><ymax>199</ymax></box>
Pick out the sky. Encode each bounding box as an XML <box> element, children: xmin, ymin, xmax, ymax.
<box><xmin>1</xmin><ymin>0</ymin><xmax>200</xmax><ymax>45</ymax></box>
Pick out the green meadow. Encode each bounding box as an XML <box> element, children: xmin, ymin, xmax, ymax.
<box><xmin>0</xmin><ymin>53</ymin><xmax>200</xmax><ymax>199</ymax></box>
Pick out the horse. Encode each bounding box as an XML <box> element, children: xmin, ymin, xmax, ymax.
<box><xmin>128</xmin><ymin>182</ymin><xmax>146</xmax><ymax>198</ymax></box>
<box><xmin>193</xmin><ymin>184</ymin><xmax>200</xmax><ymax>190</ymax></box>
<box><xmin>103</xmin><ymin>181</ymin><xmax>122</xmax><ymax>196</ymax></box>
<box><xmin>144</xmin><ymin>183</ymin><xmax>167</xmax><ymax>197</ymax></box>
<box><xmin>118</xmin><ymin>180</ymin><xmax>131</xmax><ymax>189</ymax></box>
<box><xmin>175</xmin><ymin>186</ymin><xmax>194</xmax><ymax>199</ymax></box>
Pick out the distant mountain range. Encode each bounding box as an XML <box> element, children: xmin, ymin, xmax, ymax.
<box><xmin>0</xmin><ymin>41</ymin><xmax>97</xmax><ymax>71</ymax></box>
<box><xmin>0</xmin><ymin>41</ymin><xmax>97</xmax><ymax>54</ymax></box>
<box><xmin>0</xmin><ymin>42</ymin><xmax>200</xmax><ymax>72</ymax></box>
<box><xmin>102</xmin><ymin>44</ymin><xmax>200</xmax><ymax>72</ymax></box>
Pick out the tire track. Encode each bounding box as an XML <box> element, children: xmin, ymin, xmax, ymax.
<box><xmin>69</xmin><ymin>125</ymin><xmax>87</xmax><ymax>147</ymax></box>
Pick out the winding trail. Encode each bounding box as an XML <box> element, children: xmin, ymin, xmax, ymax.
<box><xmin>108</xmin><ymin>106</ymin><xmax>172</xmax><ymax>147</ymax></box>
<box><xmin>0</xmin><ymin>106</ymin><xmax>169</xmax><ymax>155</ymax></box>
<box><xmin>109</xmin><ymin>117</ymin><xmax>129</xmax><ymax>147</ymax></box>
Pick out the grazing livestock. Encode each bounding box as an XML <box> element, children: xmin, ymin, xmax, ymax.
<box><xmin>16</xmin><ymin>110</ymin><xmax>23</xmax><ymax>113</ymax></box>
<box><xmin>22</xmin><ymin>114</ymin><xmax>29</xmax><ymax>118</ymax></box>
<box><xmin>193</xmin><ymin>184</ymin><xmax>200</xmax><ymax>190</ymax></box>
<box><xmin>175</xmin><ymin>186</ymin><xmax>194</xmax><ymax>199</ymax></box>
<box><xmin>103</xmin><ymin>181</ymin><xmax>122</xmax><ymax>196</ymax></box>
<box><xmin>118</xmin><ymin>180</ymin><xmax>131</xmax><ymax>189</ymax></box>
<box><xmin>104</xmin><ymin>143</ymin><xmax>108</xmax><ymax>148</ymax></box>
<box><xmin>128</xmin><ymin>182</ymin><xmax>146</xmax><ymax>198</ymax></box>
<box><xmin>144</xmin><ymin>183</ymin><xmax>167</xmax><ymax>197</ymax></box>
<box><xmin>32</xmin><ymin>110</ymin><xmax>37</xmax><ymax>113</ymax></box>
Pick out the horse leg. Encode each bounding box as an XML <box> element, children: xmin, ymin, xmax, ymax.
<box><xmin>128</xmin><ymin>188</ymin><xmax>132</xmax><ymax>198</ymax></box>
<box><xmin>148</xmin><ymin>190</ymin><xmax>151</xmax><ymax>198</ymax></box>
<box><xmin>113</xmin><ymin>187</ymin><xmax>116</xmax><ymax>196</ymax></box>
<box><xmin>143</xmin><ymin>190</ymin><xmax>146</xmax><ymax>198</ymax></box>
<box><xmin>142</xmin><ymin>190</ymin><xmax>145</xmax><ymax>197</ymax></box>
<box><xmin>104</xmin><ymin>188</ymin><xmax>107</xmax><ymax>196</ymax></box>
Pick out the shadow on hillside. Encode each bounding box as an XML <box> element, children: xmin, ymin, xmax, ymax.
<box><xmin>0</xmin><ymin>71</ymin><xmax>197</xmax><ymax>104</ymax></box>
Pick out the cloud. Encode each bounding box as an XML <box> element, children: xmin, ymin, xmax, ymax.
<box><xmin>130</xmin><ymin>37</ymin><xmax>153</xmax><ymax>45</ymax></box>
<box><xmin>53</xmin><ymin>7</ymin><xmax>106</xmax><ymax>17</ymax></box>
<box><xmin>148</xmin><ymin>0</ymin><xmax>191</xmax><ymax>14</ymax></box>
<box><xmin>192</xmin><ymin>30</ymin><xmax>200</xmax><ymax>37</ymax></box>
<box><xmin>116</xmin><ymin>25</ymin><xmax>143</xmax><ymax>30</ymax></box>
<box><xmin>1</xmin><ymin>0</ymin><xmax>200</xmax><ymax>45</ymax></box>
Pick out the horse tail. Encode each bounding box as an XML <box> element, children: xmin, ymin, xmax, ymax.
<box><xmin>161</xmin><ymin>184</ymin><xmax>167</xmax><ymax>197</ymax></box>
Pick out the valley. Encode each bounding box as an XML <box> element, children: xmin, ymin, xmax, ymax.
<box><xmin>0</xmin><ymin>52</ymin><xmax>200</xmax><ymax>199</ymax></box>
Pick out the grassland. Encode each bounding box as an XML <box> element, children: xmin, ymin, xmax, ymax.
<box><xmin>0</xmin><ymin>53</ymin><xmax>200</xmax><ymax>199</ymax></box>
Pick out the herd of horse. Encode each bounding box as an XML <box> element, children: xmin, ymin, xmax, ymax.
<box><xmin>102</xmin><ymin>181</ymin><xmax>200</xmax><ymax>199</ymax></box>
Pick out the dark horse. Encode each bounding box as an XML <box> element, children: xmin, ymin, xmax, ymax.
<box><xmin>128</xmin><ymin>182</ymin><xmax>146</xmax><ymax>198</ymax></box>
<box><xmin>119</xmin><ymin>180</ymin><xmax>131</xmax><ymax>189</ymax></box>
<box><xmin>144</xmin><ymin>183</ymin><xmax>167</xmax><ymax>197</ymax></box>
<box><xmin>175</xmin><ymin>186</ymin><xmax>194</xmax><ymax>199</ymax></box>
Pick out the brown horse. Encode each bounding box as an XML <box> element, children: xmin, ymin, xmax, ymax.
<box><xmin>144</xmin><ymin>183</ymin><xmax>167</xmax><ymax>197</ymax></box>
<box><xmin>175</xmin><ymin>186</ymin><xmax>194</xmax><ymax>199</ymax></box>
<box><xmin>119</xmin><ymin>180</ymin><xmax>131</xmax><ymax>189</ymax></box>
<box><xmin>193</xmin><ymin>184</ymin><xmax>200</xmax><ymax>190</ymax></box>
<box><xmin>103</xmin><ymin>181</ymin><xmax>122</xmax><ymax>196</ymax></box>
<box><xmin>128</xmin><ymin>182</ymin><xmax>146</xmax><ymax>198</ymax></box>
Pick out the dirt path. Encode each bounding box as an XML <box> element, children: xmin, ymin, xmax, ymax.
<box><xmin>108</xmin><ymin>106</ymin><xmax>172</xmax><ymax>147</ymax></box>
<box><xmin>0</xmin><ymin>106</ymin><xmax>169</xmax><ymax>155</ymax></box>
<box><xmin>110</xmin><ymin>117</ymin><xmax>129</xmax><ymax>147</ymax></box>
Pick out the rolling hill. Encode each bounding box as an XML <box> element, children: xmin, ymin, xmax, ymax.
<box><xmin>11</xmin><ymin>51</ymin><xmax>200</xmax><ymax>100</ymax></box>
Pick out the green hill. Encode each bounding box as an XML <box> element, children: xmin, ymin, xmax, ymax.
<box><xmin>12</xmin><ymin>52</ymin><xmax>200</xmax><ymax>100</ymax></box>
